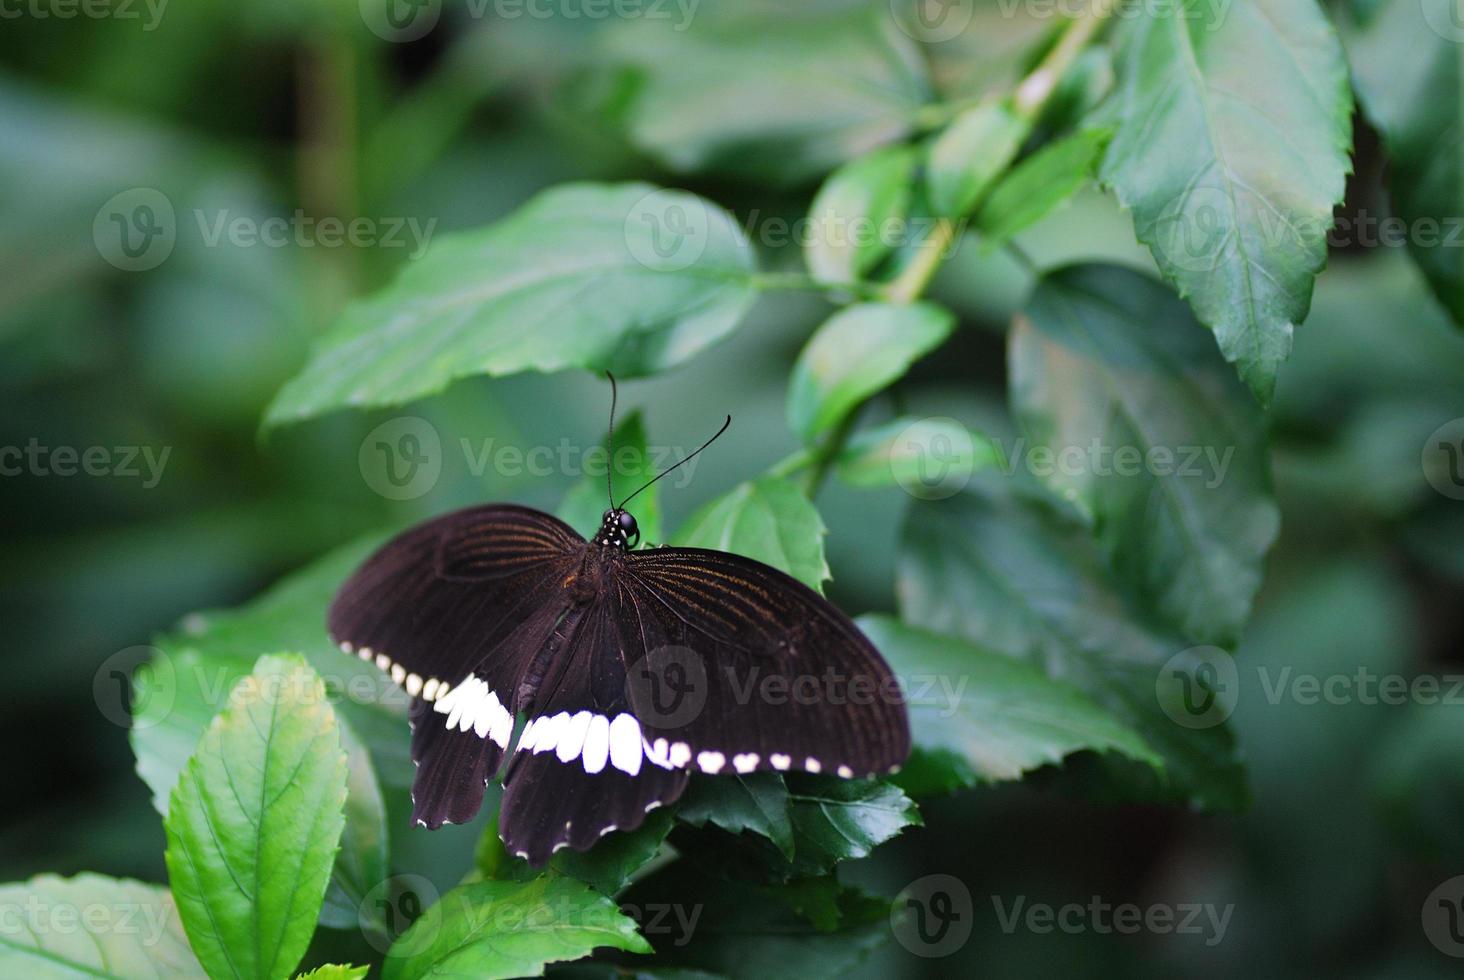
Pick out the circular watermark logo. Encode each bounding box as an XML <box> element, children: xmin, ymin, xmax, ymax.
<box><xmin>889</xmin><ymin>0</ymin><xmax>975</xmax><ymax>42</ymax></box>
<box><xmin>1156</xmin><ymin>645</ymin><xmax>1239</xmax><ymax>729</ymax></box>
<box><xmin>359</xmin><ymin>0</ymin><xmax>441</xmax><ymax>41</ymax></box>
<box><xmin>1422</xmin><ymin>417</ymin><xmax>1464</xmax><ymax>501</ymax></box>
<box><xmin>624</xmin><ymin>189</ymin><xmax>711</xmax><ymax>272</ymax></box>
<box><xmin>359</xmin><ymin>416</ymin><xmax>442</xmax><ymax>500</ymax></box>
<box><xmin>1422</xmin><ymin>0</ymin><xmax>1464</xmax><ymax>44</ymax></box>
<box><xmin>1421</xmin><ymin>875</ymin><xmax>1464</xmax><ymax>958</ymax></box>
<box><xmin>891</xmin><ymin>417</ymin><xmax>979</xmax><ymax>500</ymax></box>
<box><xmin>94</xmin><ymin>645</ymin><xmax>175</xmax><ymax>729</ymax></box>
<box><xmin>362</xmin><ymin>874</ymin><xmax>440</xmax><ymax>957</ymax></box>
<box><xmin>891</xmin><ymin>874</ymin><xmax>973</xmax><ymax>957</ymax></box>
<box><xmin>94</xmin><ymin>188</ymin><xmax>176</xmax><ymax>271</ymax></box>
<box><xmin>624</xmin><ymin>645</ymin><xmax>708</xmax><ymax>730</ymax></box>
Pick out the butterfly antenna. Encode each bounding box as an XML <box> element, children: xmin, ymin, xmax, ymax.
<box><xmin>605</xmin><ymin>372</ymin><xmax>618</xmax><ymax>510</ymax></box>
<box><xmin>618</xmin><ymin>415</ymin><xmax>731</xmax><ymax>509</ymax></box>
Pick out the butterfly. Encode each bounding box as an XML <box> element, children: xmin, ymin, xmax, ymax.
<box><xmin>328</xmin><ymin>380</ymin><xmax>910</xmax><ymax>866</ymax></box>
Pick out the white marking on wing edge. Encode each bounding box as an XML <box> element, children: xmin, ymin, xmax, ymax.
<box><xmin>582</xmin><ymin>715</ymin><xmax>611</xmax><ymax>773</ymax></box>
<box><xmin>375</xmin><ymin>653</ymin><xmax>390</xmax><ymax>671</ymax></box>
<box><xmin>644</xmin><ymin>737</ymin><xmax>673</xmax><ymax>769</ymax></box>
<box><xmin>697</xmin><ymin>751</ymin><xmax>726</xmax><ymax>774</ymax></box>
<box><xmin>771</xmin><ymin>753</ymin><xmax>791</xmax><ymax>770</ymax></box>
<box><xmin>733</xmin><ymin>752</ymin><xmax>759</xmax><ymax>773</ymax></box>
<box><xmin>669</xmin><ymin>742</ymin><xmax>692</xmax><ymax>768</ymax></box>
<box><xmin>557</xmin><ymin>711</ymin><xmax>593</xmax><ymax>762</ymax></box>
<box><xmin>836</xmin><ymin>765</ymin><xmax>854</xmax><ymax>778</ymax></box>
<box><xmin>405</xmin><ymin>673</ymin><xmax>423</xmax><ymax>697</ymax></box>
<box><xmin>805</xmin><ymin>758</ymin><xmax>822</xmax><ymax>773</ymax></box>
<box><xmin>339</xmin><ymin>641</ymin><xmax>353</xmax><ymax>654</ymax></box>
<box><xmin>609</xmin><ymin>714</ymin><xmax>643</xmax><ymax>776</ymax></box>
<box><xmin>391</xmin><ymin>664</ymin><xmax>406</xmax><ymax>686</ymax></box>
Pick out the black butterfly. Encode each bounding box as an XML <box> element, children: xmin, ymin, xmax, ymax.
<box><xmin>328</xmin><ymin>383</ymin><xmax>910</xmax><ymax>866</ymax></box>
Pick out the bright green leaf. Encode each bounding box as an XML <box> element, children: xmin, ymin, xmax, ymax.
<box><xmin>558</xmin><ymin>410</ymin><xmax>663</xmax><ymax>546</ymax></box>
<box><xmin>1346</xmin><ymin>0</ymin><xmax>1464</xmax><ymax>326</ymax></box>
<box><xmin>898</xmin><ymin>487</ymin><xmax>1246</xmax><ymax>810</ymax></box>
<box><xmin>606</xmin><ymin>9</ymin><xmax>929</xmax><ymax>186</ymax></box>
<box><xmin>857</xmin><ymin>614</ymin><xmax>1161</xmax><ymax>795</ymax></box>
<box><xmin>671</xmin><ymin>477</ymin><xmax>829</xmax><ymax>591</ymax></box>
<box><xmin>975</xmin><ymin>128</ymin><xmax>1112</xmax><ymax>252</ymax></box>
<box><xmin>381</xmin><ymin>876</ymin><xmax>651</xmax><ymax>980</ymax></box>
<box><xmin>786</xmin><ymin>302</ymin><xmax>954</xmax><ymax>444</ymax></box>
<box><xmin>1011</xmin><ymin>264</ymin><xmax>1279</xmax><ymax>646</ymax></box>
<box><xmin>164</xmin><ymin>654</ymin><xmax>350</xmax><ymax>980</ymax></box>
<box><xmin>834</xmin><ymin>415</ymin><xmax>1001</xmax><ymax>492</ymax></box>
<box><xmin>1101</xmin><ymin>0</ymin><xmax>1353</xmax><ymax>404</ymax></box>
<box><xmin>0</xmin><ymin>874</ymin><xmax>204</xmax><ymax>979</ymax></box>
<box><xmin>926</xmin><ymin>99</ymin><xmax>1028</xmax><ymax>218</ymax></box>
<box><xmin>295</xmin><ymin>966</ymin><xmax>369</xmax><ymax>980</ymax></box>
<box><xmin>805</xmin><ymin>145</ymin><xmax>916</xmax><ymax>286</ymax></box>
<box><xmin>266</xmin><ymin>183</ymin><xmax>758</xmax><ymax>426</ymax></box>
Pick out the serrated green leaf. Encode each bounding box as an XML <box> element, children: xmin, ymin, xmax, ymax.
<box><xmin>606</xmin><ymin>9</ymin><xmax>929</xmax><ymax>186</ymax></box>
<box><xmin>856</xmin><ymin>614</ymin><xmax>1161</xmax><ymax>795</ymax></box>
<box><xmin>926</xmin><ymin>99</ymin><xmax>1028</xmax><ymax>218</ymax></box>
<box><xmin>381</xmin><ymin>876</ymin><xmax>650</xmax><ymax>980</ymax></box>
<box><xmin>0</xmin><ymin>874</ymin><xmax>204</xmax><ymax>979</ymax></box>
<box><xmin>1101</xmin><ymin>0</ymin><xmax>1353</xmax><ymax>404</ymax></box>
<box><xmin>266</xmin><ymin>183</ymin><xmax>758</xmax><ymax>426</ymax></box>
<box><xmin>805</xmin><ymin>145</ymin><xmax>916</xmax><ymax>286</ymax></box>
<box><xmin>557</xmin><ymin>410</ymin><xmax>663</xmax><ymax>546</ymax></box>
<box><xmin>834</xmin><ymin>415</ymin><xmax>1001</xmax><ymax>491</ymax></box>
<box><xmin>1011</xmin><ymin>265</ymin><xmax>1279</xmax><ymax>646</ymax></box>
<box><xmin>1346</xmin><ymin>0</ymin><xmax>1464</xmax><ymax>326</ymax></box>
<box><xmin>164</xmin><ymin>654</ymin><xmax>350</xmax><ymax>980</ymax></box>
<box><xmin>782</xmin><ymin>776</ymin><xmax>920</xmax><ymax>877</ymax></box>
<box><xmin>295</xmin><ymin>966</ymin><xmax>369</xmax><ymax>980</ymax></box>
<box><xmin>671</xmin><ymin>477</ymin><xmax>829</xmax><ymax>592</ymax></box>
<box><xmin>786</xmin><ymin>302</ymin><xmax>954</xmax><ymax>444</ymax></box>
<box><xmin>898</xmin><ymin>487</ymin><xmax>1246</xmax><ymax>810</ymax></box>
<box><xmin>975</xmin><ymin>128</ymin><xmax>1111</xmax><ymax>252</ymax></box>
<box><xmin>677</xmin><ymin>773</ymin><xmax>795</xmax><ymax>859</ymax></box>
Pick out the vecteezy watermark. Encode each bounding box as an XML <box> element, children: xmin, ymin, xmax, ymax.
<box><xmin>743</xmin><ymin>209</ymin><xmax>965</xmax><ymax>263</ymax></box>
<box><xmin>0</xmin><ymin>894</ymin><xmax>177</xmax><ymax>947</ymax></box>
<box><xmin>361</xmin><ymin>875</ymin><xmax>441</xmax><ymax>957</ymax></box>
<box><xmin>890</xmin><ymin>417</ymin><xmax>984</xmax><ymax>500</ymax></box>
<box><xmin>357</xmin><ymin>415</ymin><xmax>709</xmax><ymax>501</ymax></box>
<box><xmin>360</xmin><ymin>0</ymin><xmax>699</xmax><ymax>43</ymax></box>
<box><xmin>997</xmin><ymin>437</ymin><xmax>1236</xmax><ymax>489</ymax></box>
<box><xmin>989</xmin><ymin>0</ymin><xmax>1232</xmax><ymax>25</ymax></box>
<box><xmin>892</xmin><ymin>874</ymin><xmax>974</xmax><ymax>957</ymax></box>
<box><xmin>0</xmin><ymin>440</ymin><xmax>171</xmax><ymax>488</ymax></box>
<box><xmin>94</xmin><ymin>188</ymin><xmax>436</xmax><ymax>272</ymax></box>
<box><xmin>0</xmin><ymin>0</ymin><xmax>168</xmax><ymax>31</ymax></box>
<box><xmin>1422</xmin><ymin>875</ymin><xmax>1464</xmax><ymax>958</ymax></box>
<box><xmin>93</xmin><ymin>646</ymin><xmax>175</xmax><ymax>730</ymax></box>
<box><xmin>990</xmin><ymin>895</ymin><xmax>1234</xmax><ymax>946</ymax></box>
<box><xmin>1422</xmin><ymin>417</ymin><xmax>1464</xmax><ymax>501</ymax></box>
<box><xmin>1157</xmin><ymin>646</ymin><xmax>1464</xmax><ymax>729</ymax></box>
<box><xmin>618</xmin><ymin>902</ymin><xmax>701</xmax><ymax>947</ymax></box>
<box><xmin>1422</xmin><ymin>0</ymin><xmax>1464</xmax><ymax>44</ymax></box>
<box><xmin>888</xmin><ymin>0</ymin><xmax>975</xmax><ymax>42</ymax></box>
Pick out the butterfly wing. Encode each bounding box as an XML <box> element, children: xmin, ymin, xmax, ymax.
<box><xmin>497</xmin><ymin>595</ymin><xmax>691</xmax><ymax>865</ymax></box>
<box><xmin>619</xmin><ymin>547</ymin><xmax>910</xmax><ymax>780</ymax></box>
<box><xmin>328</xmin><ymin>504</ymin><xmax>585</xmax><ymax>827</ymax></box>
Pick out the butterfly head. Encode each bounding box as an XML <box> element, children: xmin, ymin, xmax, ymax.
<box><xmin>594</xmin><ymin>508</ymin><xmax>639</xmax><ymax>550</ymax></box>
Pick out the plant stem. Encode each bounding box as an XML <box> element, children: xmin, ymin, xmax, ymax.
<box><xmin>803</xmin><ymin>407</ymin><xmax>861</xmax><ymax>498</ymax></box>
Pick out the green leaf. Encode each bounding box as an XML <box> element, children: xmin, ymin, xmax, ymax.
<box><xmin>926</xmin><ymin>99</ymin><xmax>1029</xmax><ymax>218</ymax></box>
<box><xmin>381</xmin><ymin>876</ymin><xmax>651</xmax><ymax>980</ymax></box>
<box><xmin>164</xmin><ymin>654</ymin><xmax>350</xmax><ymax>980</ymax></box>
<box><xmin>804</xmin><ymin>145</ymin><xmax>916</xmax><ymax>286</ymax></box>
<box><xmin>677</xmin><ymin>772</ymin><xmax>795</xmax><ymax>859</ymax></box>
<box><xmin>834</xmin><ymin>415</ymin><xmax>1001</xmax><ymax>491</ymax></box>
<box><xmin>266</xmin><ymin>183</ymin><xmax>758</xmax><ymax>426</ymax></box>
<box><xmin>558</xmin><ymin>410</ymin><xmax>663</xmax><ymax>546</ymax></box>
<box><xmin>786</xmin><ymin>302</ymin><xmax>954</xmax><ymax>444</ymax></box>
<box><xmin>0</xmin><ymin>874</ymin><xmax>205</xmax><ymax>979</ymax></box>
<box><xmin>782</xmin><ymin>777</ymin><xmax>921</xmax><ymax>877</ymax></box>
<box><xmin>975</xmin><ymin>128</ymin><xmax>1112</xmax><ymax>252</ymax></box>
<box><xmin>621</xmin><ymin>866</ymin><xmax>889</xmax><ymax>978</ymax></box>
<box><xmin>856</xmin><ymin>614</ymin><xmax>1161</xmax><ymax>795</ymax></box>
<box><xmin>1100</xmin><ymin>0</ymin><xmax>1353</xmax><ymax>404</ymax></box>
<box><xmin>671</xmin><ymin>477</ymin><xmax>829</xmax><ymax>591</ymax></box>
<box><xmin>1346</xmin><ymin>0</ymin><xmax>1464</xmax><ymax>326</ymax></box>
<box><xmin>1011</xmin><ymin>265</ymin><xmax>1279</xmax><ymax>646</ymax></box>
<box><xmin>295</xmin><ymin>967</ymin><xmax>369</xmax><ymax>980</ymax></box>
<box><xmin>1371</xmin><ymin>705</ymin><xmax>1464</xmax><ymax>867</ymax></box>
<box><xmin>606</xmin><ymin>9</ymin><xmax>929</xmax><ymax>185</ymax></box>
<box><xmin>898</xmin><ymin>487</ymin><xmax>1246</xmax><ymax>810</ymax></box>
<box><xmin>318</xmin><ymin>715</ymin><xmax>390</xmax><ymax>932</ymax></box>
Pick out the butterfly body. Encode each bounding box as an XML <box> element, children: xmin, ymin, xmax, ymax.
<box><xmin>329</xmin><ymin>502</ymin><xmax>910</xmax><ymax>865</ymax></box>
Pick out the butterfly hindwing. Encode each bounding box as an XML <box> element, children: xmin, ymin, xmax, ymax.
<box><xmin>328</xmin><ymin>505</ymin><xmax>585</xmax><ymax>827</ymax></box>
